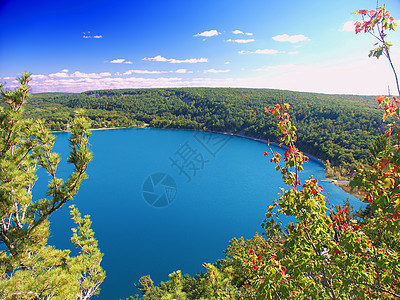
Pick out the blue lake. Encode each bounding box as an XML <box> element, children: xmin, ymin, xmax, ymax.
<box><xmin>34</xmin><ymin>128</ymin><xmax>364</xmax><ymax>299</ymax></box>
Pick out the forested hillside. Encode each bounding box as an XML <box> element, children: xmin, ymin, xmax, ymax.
<box><xmin>26</xmin><ymin>88</ymin><xmax>382</xmax><ymax>168</ymax></box>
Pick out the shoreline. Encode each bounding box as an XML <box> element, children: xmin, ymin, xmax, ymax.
<box><xmin>49</xmin><ymin>123</ymin><xmax>148</xmax><ymax>134</ymax></box>
<box><xmin>215</xmin><ymin>131</ymin><xmax>325</xmax><ymax>166</ymax></box>
<box><xmin>50</xmin><ymin>125</ymin><xmax>354</xmax><ymax>192</ymax></box>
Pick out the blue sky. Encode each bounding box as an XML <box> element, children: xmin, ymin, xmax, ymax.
<box><xmin>1</xmin><ymin>0</ymin><xmax>400</xmax><ymax>95</ymax></box>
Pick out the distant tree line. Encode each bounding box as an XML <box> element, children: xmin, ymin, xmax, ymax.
<box><xmin>26</xmin><ymin>88</ymin><xmax>383</xmax><ymax>169</ymax></box>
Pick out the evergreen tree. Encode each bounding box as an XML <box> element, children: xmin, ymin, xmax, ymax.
<box><xmin>0</xmin><ymin>73</ymin><xmax>105</xmax><ymax>299</ymax></box>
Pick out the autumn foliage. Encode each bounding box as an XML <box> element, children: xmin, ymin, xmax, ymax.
<box><xmin>254</xmin><ymin>95</ymin><xmax>400</xmax><ymax>299</ymax></box>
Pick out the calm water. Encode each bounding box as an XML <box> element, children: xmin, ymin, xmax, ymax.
<box><xmin>34</xmin><ymin>128</ymin><xmax>363</xmax><ymax>299</ymax></box>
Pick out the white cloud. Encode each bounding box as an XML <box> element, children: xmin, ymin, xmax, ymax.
<box><xmin>83</xmin><ymin>32</ymin><xmax>103</xmax><ymax>39</ymax></box>
<box><xmin>253</xmin><ymin>64</ymin><xmax>296</xmax><ymax>72</ymax></box>
<box><xmin>23</xmin><ymin>56</ymin><xmax>400</xmax><ymax>95</ymax></box>
<box><xmin>124</xmin><ymin>61</ymin><xmax>133</xmax><ymax>64</ymax></box>
<box><xmin>143</xmin><ymin>55</ymin><xmax>208</xmax><ymax>64</ymax></box>
<box><xmin>28</xmin><ymin>77</ymin><xmax>187</xmax><ymax>93</ymax></box>
<box><xmin>204</xmin><ymin>69</ymin><xmax>230</xmax><ymax>73</ymax></box>
<box><xmin>26</xmin><ymin>76</ymin><xmax>247</xmax><ymax>93</ymax></box>
<box><xmin>31</xmin><ymin>74</ymin><xmax>48</xmax><ymax>80</ymax></box>
<box><xmin>340</xmin><ymin>20</ymin><xmax>357</xmax><ymax>32</ymax></box>
<box><xmin>144</xmin><ymin>55</ymin><xmax>168</xmax><ymax>62</ymax></box>
<box><xmin>253</xmin><ymin>49</ymin><xmax>279</xmax><ymax>54</ymax></box>
<box><xmin>47</xmin><ymin>69</ymin><xmax>69</xmax><ymax>78</ymax></box>
<box><xmin>288</xmin><ymin>51</ymin><xmax>298</xmax><ymax>55</ymax></box>
<box><xmin>272</xmin><ymin>34</ymin><xmax>310</xmax><ymax>43</ymax></box>
<box><xmin>99</xmin><ymin>72</ymin><xmax>112</xmax><ymax>77</ymax></box>
<box><xmin>227</xmin><ymin>38</ymin><xmax>255</xmax><ymax>43</ymax></box>
<box><xmin>70</xmin><ymin>71</ymin><xmax>111</xmax><ymax>78</ymax></box>
<box><xmin>174</xmin><ymin>58</ymin><xmax>208</xmax><ymax>63</ymax></box>
<box><xmin>225</xmin><ymin>61</ymin><xmax>230</xmax><ymax>65</ymax></box>
<box><xmin>49</xmin><ymin>72</ymin><xmax>69</xmax><ymax>78</ymax></box>
<box><xmin>3</xmin><ymin>76</ymin><xmax>14</xmax><ymax>80</ymax></box>
<box><xmin>110</xmin><ymin>59</ymin><xmax>126</xmax><ymax>64</ymax></box>
<box><xmin>194</xmin><ymin>30</ymin><xmax>220</xmax><ymax>37</ymax></box>
<box><xmin>116</xmin><ymin>69</ymin><xmax>193</xmax><ymax>75</ymax></box>
<box><xmin>31</xmin><ymin>71</ymin><xmax>112</xmax><ymax>80</ymax></box>
<box><xmin>239</xmin><ymin>49</ymin><xmax>279</xmax><ymax>54</ymax></box>
<box><xmin>123</xmin><ymin>70</ymin><xmax>168</xmax><ymax>75</ymax></box>
<box><xmin>174</xmin><ymin>69</ymin><xmax>193</xmax><ymax>74</ymax></box>
<box><xmin>233</xmin><ymin>30</ymin><xmax>253</xmax><ymax>36</ymax></box>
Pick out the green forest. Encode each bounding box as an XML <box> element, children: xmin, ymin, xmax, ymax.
<box><xmin>25</xmin><ymin>87</ymin><xmax>382</xmax><ymax>171</ymax></box>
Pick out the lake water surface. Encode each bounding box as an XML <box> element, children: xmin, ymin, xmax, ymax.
<box><xmin>34</xmin><ymin>128</ymin><xmax>363</xmax><ymax>299</ymax></box>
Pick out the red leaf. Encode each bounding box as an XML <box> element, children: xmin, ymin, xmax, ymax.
<box><xmin>333</xmin><ymin>249</ymin><xmax>342</xmax><ymax>255</ymax></box>
<box><xmin>376</xmin><ymin>95</ymin><xmax>385</xmax><ymax>104</ymax></box>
